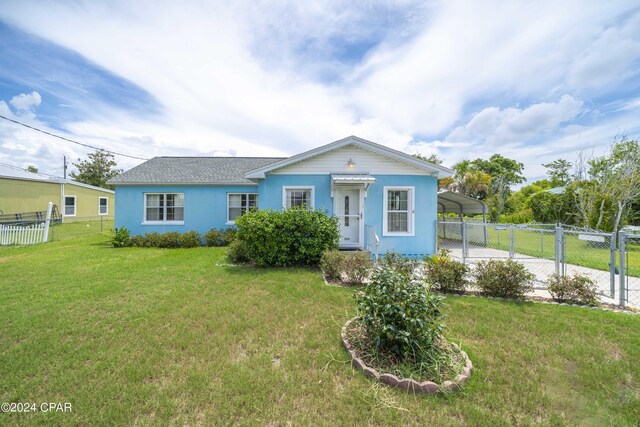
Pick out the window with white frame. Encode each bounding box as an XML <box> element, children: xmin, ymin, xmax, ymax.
<box><xmin>144</xmin><ymin>193</ymin><xmax>184</xmax><ymax>223</ymax></box>
<box><xmin>283</xmin><ymin>186</ymin><xmax>314</xmax><ymax>209</ymax></box>
<box><xmin>228</xmin><ymin>193</ymin><xmax>258</xmax><ymax>223</ymax></box>
<box><xmin>383</xmin><ymin>187</ymin><xmax>414</xmax><ymax>236</ymax></box>
<box><xmin>64</xmin><ymin>195</ymin><xmax>76</xmax><ymax>216</ymax></box>
<box><xmin>98</xmin><ymin>197</ymin><xmax>108</xmax><ymax>215</ymax></box>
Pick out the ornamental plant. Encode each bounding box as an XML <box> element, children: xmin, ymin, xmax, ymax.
<box><xmin>234</xmin><ymin>206</ymin><xmax>339</xmax><ymax>267</ymax></box>
<box><xmin>424</xmin><ymin>249</ymin><xmax>469</xmax><ymax>292</ymax></box>
<box><xmin>355</xmin><ymin>267</ymin><xmax>445</xmax><ymax>358</ymax></box>
<box><xmin>473</xmin><ymin>259</ymin><xmax>534</xmax><ymax>299</ymax></box>
<box><xmin>547</xmin><ymin>273</ymin><xmax>598</xmax><ymax>306</ymax></box>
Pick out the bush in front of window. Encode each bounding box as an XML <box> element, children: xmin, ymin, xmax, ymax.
<box><xmin>179</xmin><ymin>231</ymin><xmax>202</xmax><ymax>248</ymax></box>
<box><xmin>227</xmin><ymin>239</ymin><xmax>251</xmax><ymax>264</ymax></box>
<box><xmin>204</xmin><ymin>228</ymin><xmax>236</xmax><ymax>247</ymax></box>
<box><xmin>235</xmin><ymin>206</ymin><xmax>340</xmax><ymax>267</ymax></box>
<box><xmin>473</xmin><ymin>259</ymin><xmax>534</xmax><ymax>299</ymax></box>
<box><xmin>125</xmin><ymin>231</ymin><xmax>203</xmax><ymax>248</ymax></box>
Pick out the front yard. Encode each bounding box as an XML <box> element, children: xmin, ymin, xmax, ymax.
<box><xmin>0</xmin><ymin>230</ymin><xmax>639</xmax><ymax>425</ymax></box>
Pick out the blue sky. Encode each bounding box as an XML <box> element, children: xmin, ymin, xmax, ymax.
<box><xmin>0</xmin><ymin>0</ymin><xmax>639</xmax><ymax>182</ymax></box>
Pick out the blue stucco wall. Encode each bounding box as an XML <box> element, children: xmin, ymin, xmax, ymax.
<box><xmin>114</xmin><ymin>174</ymin><xmax>438</xmax><ymax>256</ymax></box>
<box><xmin>114</xmin><ymin>185</ymin><xmax>258</xmax><ymax>236</ymax></box>
<box><xmin>257</xmin><ymin>173</ymin><xmax>437</xmax><ymax>257</ymax></box>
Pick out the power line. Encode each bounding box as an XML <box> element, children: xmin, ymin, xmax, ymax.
<box><xmin>0</xmin><ymin>161</ymin><xmax>63</xmax><ymax>178</ymax></box>
<box><xmin>0</xmin><ymin>114</ymin><xmax>149</xmax><ymax>161</ymax></box>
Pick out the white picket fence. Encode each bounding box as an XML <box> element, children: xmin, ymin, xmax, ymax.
<box><xmin>0</xmin><ymin>202</ymin><xmax>53</xmax><ymax>246</ymax></box>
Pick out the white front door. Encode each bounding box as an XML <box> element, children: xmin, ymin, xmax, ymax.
<box><xmin>335</xmin><ymin>188</ymin><xmax>362</xmax><ymax>247</ymax></box>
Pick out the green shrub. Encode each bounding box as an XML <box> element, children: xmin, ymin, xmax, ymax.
<box><xmin>179</xmin><ymin>231</ymin><xmax>201</xmax><ymax>248</ymax></box>
<box><xmin>342</xmin><ymin>251</ymin><xmax>372</xmax><ymax>285</ymax></box>
<box><xmin>235</xmin><ymin>207</ymin><xmax>339</xmax><ymax>267</ymax></box>
<box><xmin>473</xmin><ymin>259</ymin><xmax>535</xmax><ymax>299</ymax></box>
<box><xmin>424</xmin><ymin>250</ymin><xmax>469</xmax><ymax>292</ymax></box>
<box><xmin>144</xmin><ymin>232</ymin><xmax>161</xmax><ymax>248</ymax></box>
<box><xmin>157</xmin><ymin>232</ymin><xmax>181</xmax><ymax>248</ymax></box>
<box><xmin>320</xmin><ymin>250</ymin><xmax>344</xmax><ymax>280</ymax></box>
<box><xmin>204</xmin><ymin>229</ymin><xmax>222</xmax><ymax>246</ymax></box>
<box><xmin>547</xmin><ymin>273</ymin><xmax>599</xmax><ymax>306</ymax></box>
<box><xmin>204</xmin><ymin>228</ymin><xmax>237</xmax><ymax>247</ymax></box>
<box><xmin>227</xmin><ymin>239</ymin><xmax>251</xmax><ymax>264</ymax></box>
<box><xmin>129</xmin><ymin>235</ymin><xmax>146</xmax><ymax>247</ymax></box>
<box><xmin>112</xmin><ymin>227</ymin><xmax>130</xmax><ymax>248</ymax></box>
<box><xmin>499</xmin><ymin>209</ymin><xmax>533</xmax><ymax>224</ymax></box>
<box><xmin>355</xmin><ymin>267</ymin><xmax>445</xmax><ymax>357</ymax></box>
<box><xmin>379</xmin><ymin>251</ymin><xmax>421</xmax><ymax>280</ymax></box>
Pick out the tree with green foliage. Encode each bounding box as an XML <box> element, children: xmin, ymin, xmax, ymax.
<box><xmin>26</xmin><ymin>165</ymin><xmax>38</xmax><ymax>173</ymax></box>
<box><xmin>542</xmin><ymin>159</ymin><xmax>572</xmax><ymax>187</ymax></box>
<box><xmin>412</xmin><ymin>153</ymin><xmax>444</xmax><ymax>165</ymax></box>
<box><xmin>70</xmin><ymin>150</ymin><xmax>123</xmax><ymax>190</ymax></box>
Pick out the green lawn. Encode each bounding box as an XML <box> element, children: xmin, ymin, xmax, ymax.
<box><xmin>1</xmin><ymin>229</ymin><xmax>639</xmax><ymax>425</ymax></box>
<box><xmin>442</xmin><ymin>224</ymin><xmax>640</xmax><ymax>277</ymax></box>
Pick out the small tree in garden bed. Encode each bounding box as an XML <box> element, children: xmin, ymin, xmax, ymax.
<box><xmin>355</xmin><ymin>267</ymin><xmax>444</xmax><ymax>357</ymax></box>
<box><xmin>424</xmin><ymin>249</ymin><xmax>469</xmax><ymax>292</ymax></box>
<box><xmin>473</xmin><ymin>259</ymin><xmax>534</xmax><ymax>299</ymax></box>
<box><xmin>350</xmin><ymin>266</ymin><xmax>465</xmax><ymax>382</ymax></box>
<box><xmin>234</xmin><ymin>207</ymin><xmax>339</xmax><ymax>267</ymax></box>
<box><xmin>547</xmin><ymin>273</ymin><xmax>599</xmax><ymax>306</ymax></box>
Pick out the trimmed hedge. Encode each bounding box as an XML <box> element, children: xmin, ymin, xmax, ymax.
<box><xmin>123</xmin><ymin>230</ymin><xmax>203</xmax><ymax>248</ymax></box>
<box><xmin>235</xmin><ymin>207</ymin><xmax>340</xmax><ymax>267</ymax></box>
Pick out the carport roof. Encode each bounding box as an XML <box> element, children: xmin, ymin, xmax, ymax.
<box><xmin>437</xmin><ymin>190</ymin><xmax>487</xmax><ymax>215</ymax></box>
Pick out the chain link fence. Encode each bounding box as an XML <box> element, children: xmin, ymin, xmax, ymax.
<box><xmin>438</xmin><ymin>219</ymin><xmax>638</xmax><ymax>308</ymax></box>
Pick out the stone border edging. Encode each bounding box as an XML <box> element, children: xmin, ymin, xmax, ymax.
<box><xmin>341</xmin><ymin>318</ymin><xmax>472</xmax><ymax>394</ymax></box>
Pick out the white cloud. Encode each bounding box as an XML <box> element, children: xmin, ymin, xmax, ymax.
<box><xmin>9</xmin><ymin>91</ymin><xmax>41</xmax><ymax>111</ymax></box>
<box><xmin>446</xmin><ymin>95</ymin><xmax>584</xmax><ymax>148</ymax></box>
<box><xmin>0</xmin><ymin>0</ymin><xmax>638</xmax><ymax>180</ymax></box>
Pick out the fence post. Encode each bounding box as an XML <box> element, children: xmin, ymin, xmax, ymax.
<box><xmin>554</xmin><ymin>224</ymin><xmax>561</xmax><ymax>275</ymax></box>
<box><xmin>509</xmin><ymin>224</ymin><xmax>515</xmax><ymax>258</ymax></box>
<box><xmin>610</xmin><ymin>231</ymin><xmax>617</xmax><ymax>299</ymax></box>
<box><xmin>461</xmin><ymin>222</ymin><xmax>467</xmax><ymax>263</ymax></box>
<box><xmin>619</xmin><ymin>232</ymin><xmax>626</xmax><ymax>307</ymax></box>
<box><xmin>42</xmin><ymin>202</ymin><xmax>53</xmax><ymax>243</ymax></box>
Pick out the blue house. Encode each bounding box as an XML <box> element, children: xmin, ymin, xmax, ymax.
<box><xmin>110</xmin><ymin>136</ymin><xmax>453</xmax><ymax>257</ymax></box>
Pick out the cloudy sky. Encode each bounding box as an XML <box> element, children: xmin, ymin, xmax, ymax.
<box><xmin>0</xmin><ymin>0</ymin><xmax>639</xmax><ymax>182</ymax></box>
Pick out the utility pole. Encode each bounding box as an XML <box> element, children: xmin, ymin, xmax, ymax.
<box><xmin>63</xmin><ymin>155</ymin><xmax>68</xmax><ymax>179</ymax></box>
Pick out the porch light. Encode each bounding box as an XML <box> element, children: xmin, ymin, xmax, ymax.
<box><xmin>347</xmin><ymin>158</ymin><xmax>355</xmax><ymax>168</ymax></box>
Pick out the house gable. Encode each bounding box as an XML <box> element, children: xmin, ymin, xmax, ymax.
<box><xmin>269</xmin><ymin>145</ymin><xmax>433</xmax><ymax>176</ymax></box>
<box><xmin>245</xmin><ymin>136</ymin><xmax>453</xmax><ymax>179</ymax></box>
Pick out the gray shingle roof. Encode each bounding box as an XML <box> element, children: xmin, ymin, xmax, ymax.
<box><xmin>108</xmin><ymin>157</ymin><xmax>286</xmax><ymax>185</ymax></box>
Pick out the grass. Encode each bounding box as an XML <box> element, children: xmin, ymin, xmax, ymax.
<box><xmin>442</xmin><ymin>224</ymin><xmax>640</xmax><ymax>277</ymax></box>
<box><xmin>1</xmin><ymin>226</ymin><xmax>639</xmax><ymax>425</ymax></box>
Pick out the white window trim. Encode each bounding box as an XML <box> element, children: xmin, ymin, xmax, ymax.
<box><xmin>282</xmin><ymin>186</ymin><xmax>315</xmax><ymax>210</ymax></box>
<box><xmin>64</xmin><ymin>195</ymin><xmax>76</xmax><ymax>217</ymax></box>
<box><xmin>382</xmin><ymin>186</ymin><xmax>415</xmax><ymax>237</ymax></box>
<box><xmin>98</xmin><ymin>197</ymin><xmax>108</xmax><ymax>216</ymax></box>
<box><xmin>226</xmin><ymin>192</ymin><xmax>259</xmax><ymax>225</ymax></box>
<box><xmin>142</xmin><ymin>192</ymin><xmax>185</xmax><ymax>225</ymax></box>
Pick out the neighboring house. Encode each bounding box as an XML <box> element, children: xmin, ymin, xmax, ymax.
<box><xmin>109</xmin><ymin>136</ymin><xmax>453</xmax><ymax>256</ymax></box>
<box><xmin>0</xmin><ymin>165</ymin><xmax>115</xmax><ymax>221</ymax></box>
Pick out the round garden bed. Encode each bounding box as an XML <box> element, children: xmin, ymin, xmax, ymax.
<box><xmin>341</xmin><ymin>318</ymin><xmax>472</xmax><ymax>394</ymax></box>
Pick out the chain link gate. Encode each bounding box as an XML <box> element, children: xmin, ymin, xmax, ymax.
<box><xmin>437</xmin><ymin>220</ymin><xmax>630</xmax><ymax>307</ymax></box>
<box><xmin>619</xmin><ymin>229</ymin><xmax>640</xmax><ymax>307</ymax></box>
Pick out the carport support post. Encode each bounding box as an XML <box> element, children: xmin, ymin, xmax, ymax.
<box><xmin>619</xmin><ymin>232</ymin><xmax>626</xmax><ymax>307</ymax></box>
